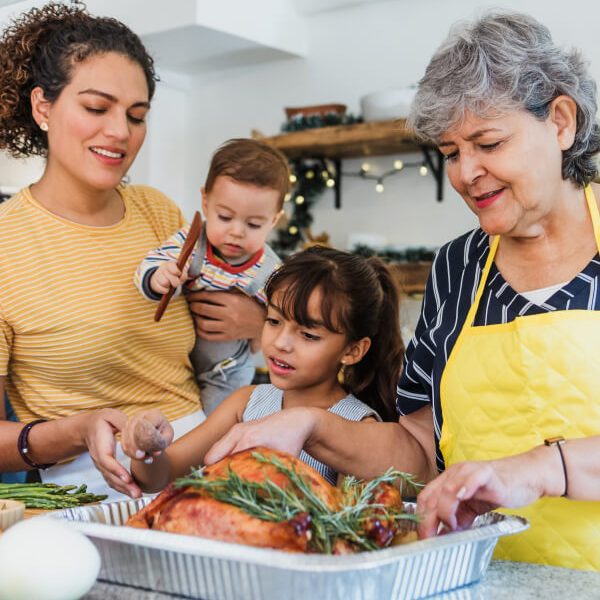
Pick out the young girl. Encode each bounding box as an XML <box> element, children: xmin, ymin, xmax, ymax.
<box><xmin>119</xmin><ymin>246</ymin><xmax>405</xmax><ymax>493</ymax></box>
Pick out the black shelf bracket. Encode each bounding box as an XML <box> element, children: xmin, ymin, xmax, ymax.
<box><xmin>420</xmin><ymin>146</ymin><xmax>445</xmax><ymax>202</ymax></box>
<box><xmin>333</xmin><ymin>157</ymin><xmax>342</xmax><ymax>209</ymax></box>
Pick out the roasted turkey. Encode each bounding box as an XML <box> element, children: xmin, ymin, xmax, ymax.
<box><xmin>127</xmin><ymin>447</ymin><xmax>417</xmax><ymax>553</ymax></box>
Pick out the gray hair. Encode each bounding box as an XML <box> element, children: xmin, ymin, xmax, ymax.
<box><xmin>408</xmin><ymin>11</ymin><xmax>600</xmax><ymax>186</ymax></box>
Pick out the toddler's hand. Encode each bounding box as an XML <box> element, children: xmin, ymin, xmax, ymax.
<box><xmin>150</xmin><ymin>261</ymin><xmax>189</xmax><ymax>295</ymax></box>
<box><xmin>121</xmin><ymin>409</ymin><xmax>174</xmax><ymax>464</ymax></box>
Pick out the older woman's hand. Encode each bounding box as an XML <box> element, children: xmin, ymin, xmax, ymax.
<box><xmin>205</xmin><ymin>407</ymin><xmax>318</xmax><ymax>465</ymax></box>
<box><xmin>416</xmin><ymin>449</ymin><xmax>553</xmax><ymax>539</ymax></box>
<box><xmin>187</xmin><ymin>290</ymin><xmax>266</xmax><ymax>342</ymax></box>
<box><xmin>82</xmin><ymin>408</ymin><xmax>141</xmax><ymax>498</ymax></box>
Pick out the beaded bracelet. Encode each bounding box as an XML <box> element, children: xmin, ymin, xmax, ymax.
<box><xmin>17</xmin><ymin>419</ymin><xmax>57</xmax><ymax>470</ymax></box>
<box><xmin>544</xmin><ymin>436</ymin><xmax>568</xmax><ymax>497</ymax></box>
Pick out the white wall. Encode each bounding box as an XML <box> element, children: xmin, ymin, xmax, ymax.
<box><xmin>0</xmin><ymin>153</ymin><xmax>43</xmax><ymax>193</ymax></box>
<box><xmin>128</xmin><ymin>82</ymin><xmax>194</xmax><ymax>206</ymax></box>
<box><xmin>181</xmin><ymin>0</ymin><xmax>600</xmax><ymax>248</ymax></box>
<box><xmin>2</xmin><ymin>0</ymin><xmax>600</xmax><ymax>250</ymax></box>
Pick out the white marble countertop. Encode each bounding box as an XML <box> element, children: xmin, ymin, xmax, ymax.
<box><xmin>83</xmin><ymin>560</ymin><xmax>600</xmax><ymax>599</ymax></box>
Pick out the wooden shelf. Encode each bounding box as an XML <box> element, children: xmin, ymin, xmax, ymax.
<box><xmin>255</xmin><ymin>119</ymin><xmax>427</xmax><ymax>159</ymax></box>
<box><xmin>255</xmin><ymin>119</ymin><xmax>445</xmax><ymax>204</ymax></box>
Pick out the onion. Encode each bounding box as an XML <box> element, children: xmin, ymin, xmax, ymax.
<box><xmin>0</xmin><ymin>517</ymin><xmax>100</xmax><ymax>600</ymax></box>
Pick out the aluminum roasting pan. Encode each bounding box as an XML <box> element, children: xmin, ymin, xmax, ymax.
<box><xmin>51</xmin><ymin>498</ymin><xmax>528</xmax><ymax>600</ymax></box>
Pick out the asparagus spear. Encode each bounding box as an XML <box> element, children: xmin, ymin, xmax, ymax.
<box><xmin>0</xmin><ymin>482</ymin><xmax>107</xmax><ymax>508</ymax></box>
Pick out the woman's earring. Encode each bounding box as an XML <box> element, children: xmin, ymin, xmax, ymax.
<box><xmin>337</xmin><ymin>361</ymin><xmax>346</xmax><ymax>385</ymax></box>
<box><xmin>39</xmin><ymin>122</ymin><xmax>48</xmax><ymax>132</ymax></box>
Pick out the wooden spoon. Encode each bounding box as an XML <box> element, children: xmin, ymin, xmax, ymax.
<box><xmin>154</xmin><ymin>211</ymin><xmax>202</xmax><ymax>322</ymax></box>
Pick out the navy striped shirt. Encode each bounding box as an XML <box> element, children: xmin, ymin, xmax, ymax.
<box><xmin>396</xmin><ymin>228</ymin><xmax>600</xmax><ymax>472</ymax></box>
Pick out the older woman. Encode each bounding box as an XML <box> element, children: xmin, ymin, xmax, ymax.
<box><xmin>207</xmin><ymin>12</ymin><xmax>600</xmax><ymax>570</ymax></box>
<box><xmin>0</xmin><ymin>3</ymin><xmax>264</xmax><ymax>500</ymax></box>
<box><xmin>396</xmin><ymin>10</ymin><xmax>600</xmax><ymax>570</ymax></box>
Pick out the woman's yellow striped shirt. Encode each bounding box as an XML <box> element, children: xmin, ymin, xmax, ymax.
<box><xmin>0</xmin><ymin>185</ymin><xmax>201</xmax><ymax>423</ymax></box>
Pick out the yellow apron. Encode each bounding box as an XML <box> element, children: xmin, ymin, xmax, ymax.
<box><xmin>439</xmin><ymin>185</ymin><xmax>600</xmax><ymax>571</ymax></box>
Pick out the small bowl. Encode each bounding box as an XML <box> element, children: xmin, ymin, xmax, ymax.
<box><xmin>0</xmin><ymin>499</ymin><xmax>25</xmax><ymax>531</ymax></box>
<box><xmin>360</xmin><ymin>88</ymin><xmax>416</xmax><ymax>122</ymax></box>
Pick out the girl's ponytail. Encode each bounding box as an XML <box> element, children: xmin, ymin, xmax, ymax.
<box><xmin>346</xmin><ymin>257</ymin><xmax>404</xmax><ymax>421</ymax></box>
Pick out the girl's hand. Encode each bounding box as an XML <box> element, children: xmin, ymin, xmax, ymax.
<box><xmin>150</xmin><ymin>261</ymin><xmax>189</xmax><ymax>295</ymax></box>
<box><xmin>82</xmin><ymin>408</ymin><xmax>141</xmax><ymax>498</ymax></box>
<box><xmin>416</xmin><ymin>450</ymin><xmax>550</xmax><ymax>539</ymax></box>
<box><xmin>204</xmin><ymin>408</ymin><xmax>318</xmax><ymax>464</ymax></box>
<box><xmin>120</xmin><ymin>409</ymin><xmax>174</xmax><ymax>464</ymax></box>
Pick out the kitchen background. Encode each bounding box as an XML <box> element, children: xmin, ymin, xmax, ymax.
<box><xmin>1</xmin><ymin>0</ymin><xmax>600</xmax><ymax>341</ymax></box>
<box><xmin>3</xmin><ymin>0</ymin><xmax>600</xmax><ymax>247</ymax></box>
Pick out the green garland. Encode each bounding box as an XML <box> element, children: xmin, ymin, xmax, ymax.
<box><xmin>352</xmin><ymin>244</ymin><xmax>436</xmax><ymax>263</ymax></box>
<box><xmin>273</xmin><ymin>114</ymin><xmax>357</xmax><ymax>255</ymax></box>
<box><xmin>271</xmin><ymin>157</ymin><xmax>332</xmax><ymax>256</ymax></box>
<box><xmin>281</xmin><ymin>112</ymin><xmax>362</xmax><ymax>132</ymax></box>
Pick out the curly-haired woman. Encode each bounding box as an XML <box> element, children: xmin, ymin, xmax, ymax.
<box><xmin>0</xmin><ymin>2</ymin><xmax>264</xmax><ymax>500</ymax></box>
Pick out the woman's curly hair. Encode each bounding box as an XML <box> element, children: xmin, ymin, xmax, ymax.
<box><xmin>0</xmin><ymin>1</ymin><xmax>158</xmax><ymax>158</ymax></box>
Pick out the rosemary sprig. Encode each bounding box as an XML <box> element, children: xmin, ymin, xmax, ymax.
<box><xmin>174</xmin><ymin>451</ymin><xmax>420</xmax><ymax>553</ymax></box>
<box><xmin>341</xmin><ymin>468</ymin><xmax>423</xmax><ymax>499</ymax></box>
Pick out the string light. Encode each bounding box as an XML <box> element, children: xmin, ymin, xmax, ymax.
<box><xmin>273</xmin><ymin>150</ymin><xmax>443</xmax><ymax>255</ymax></box>
<box><xmin>273</xmin><ymin>157</ymin><xmax>339</xmax><ymax>254</ymax></box>
<box><xmin>344</xmin><ymin>158</ymin><xmax>436</xmax><ymax>194</ymax></box>
<box><xmin>284</xmin><ymin>192</ymin><xmax>292</xmax><ymax>202</ymax></box>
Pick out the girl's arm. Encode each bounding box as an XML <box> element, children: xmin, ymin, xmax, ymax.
<box><xmin>416</xmin><ymin>435</ymin><xmax>600</xmax><ymax>538</ymax></box>
<box><xmin>122</xmin><ymin>386</ymin><xmax>253</xmax><ymax>494</ymax></box>
<box><xmin>205</xmin><ymin>404</ymin><xmax>438</xmax><ymax>483</ymax></box>
<box><xmin>0</xmin><ymin>376</ymin><xmax>139</xmax><ymax>496</ymax></box>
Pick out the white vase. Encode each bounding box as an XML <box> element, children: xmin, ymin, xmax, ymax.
<box><xmin>360</xmin><ymin>88</ymin><xmax>417</xmax><ymax>122</ymax></box>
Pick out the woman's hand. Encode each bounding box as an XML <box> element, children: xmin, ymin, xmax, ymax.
<box><xmin>120</xmin><ymin>409</ymin><xmax>174</xmax><ymax>463</ymax></box>
<box><xmin>205</xmin><ymin>408</ymin><xmax>318</xmax><ymax>465</ymax></box>
<box><xmin>187</xmin><ymin>290</ymin><xmax>266</xmax><ymax>342</ymax></box>
<box><xmin>416</xmin><ymin>449</ymin><xmax>552</xmax><ymax>538</ymax></box>
<box><xmin>82</xmin><ymin>408</ymin><xmax>140</xmax><ymax>498</ymax></box>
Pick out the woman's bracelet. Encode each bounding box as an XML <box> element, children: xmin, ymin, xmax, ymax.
<box><xmin>544</xmin><ymin>436</ymin><xmax>568</xmax><ymax>497</ymax></box>
<box><xmin>17</xmin><ymin>419</ymin><xmax>57</xmax><ymax>470</ymax></box>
